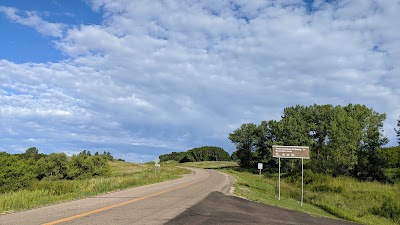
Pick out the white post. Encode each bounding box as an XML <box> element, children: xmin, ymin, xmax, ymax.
<box><xmin>278</xmin><ymin>157</ymin><xmax>281</xmax><ymax>200</ymax></box>
<box><xmin>301</xmin><ymin>158</ymin><xmax>304</xmax><ymax>206</ymax></box>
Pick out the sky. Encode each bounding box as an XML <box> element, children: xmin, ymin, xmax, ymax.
<box><xmin>0</xmin><ymin>0</ymin><xmax>399</xmax><ymax>163</ymax></box>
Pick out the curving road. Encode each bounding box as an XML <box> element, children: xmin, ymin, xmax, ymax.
<box><xmin>0</xmin><ymin>168</ymin><xmax>231</xmax><ymax>225</ymax></box>
<box><xmin>0</xmin><ymin>168</ymin><xmax>358</xmax><ymax>225</ymax></box>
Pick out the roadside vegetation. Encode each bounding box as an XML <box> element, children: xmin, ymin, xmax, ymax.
<box><xmin>0</xmin><ymin>148</ymin><xmax>113</xmax><ymax>193</ymax></box>
<box><xmin>223</xmin><ymin>167</ymin><xmax>399</xmax><ymax>225</ymax></box>
<box><xmin>0</xmin><ymin>149</ymin><xmax>189</xmax><ymax>213</ymax></box>
<box><xmin>229</xmin><ymin>104</ymin><xmax>399</xmax><ymax>181</ymax></box>
<box><xmin>159</xmin><ymin>146</ymin><xmax>231</xmax><ymax>163</ymax></box>
<box><xmin>158</xmin><ymin>109</ymin><xmax>400</xmax><ymax>224</ymax></box>
<box><xmin>225</xmin><ymin>105</ymin><xmax>400</xmax><ymax>224</ymax></box>
<box><xmin>181</xmin><ymin>161</ymin><xmax>399</xmax><ymax>225</ymax></box>
<box><xmin>2</xmin><ymin>105</ymin><xmax>399</xmax><ymax>224</ymax></box>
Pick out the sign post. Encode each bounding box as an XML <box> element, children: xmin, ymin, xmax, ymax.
<box><xmin>258</xmin><ymin>163</ymin><xmax>263</xmax><ymax>176</ymax></box>
<box><xmin>278</xmin><ymin>157</ymin><xmax>281</xmax><ymax>200</ymax></box>
<box><xmin>302</xmin><ymin>158</ymin><xmax>304</xmax><ymax>206</ymax></box>
<box><xmin>272</xmin><ymin>145</ymin><xmax>310</xmax><ymax>206</ymax></box>
<box><xmin>154</xmin><ymin>158</ymin><xmax>160</xmax><ymax>175</ymax></box>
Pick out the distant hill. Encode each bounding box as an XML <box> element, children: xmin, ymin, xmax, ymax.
<box><xmin>159</xmin><ymin>146</ymin><xmax>231</xmax><ymax>163</ymax></box>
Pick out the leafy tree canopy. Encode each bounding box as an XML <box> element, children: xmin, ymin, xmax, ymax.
<box><xmin>229</xmin><ymin>104</ymin><xmax>390</xmax><ymax>181</ymax></box>
<box><xmin>160</xmin><ymin>146</ymin><xmax>231</xmax><ymax>163</ymax></box>
<box><xmin>0</xmin><ymin>148</ymin><xmax>117</xmax><ymax>193</ymax></box>
<box><xmin>395</xmin><ymin>116</ymin><xmax>400</xmax><ymax>146</ymax></box>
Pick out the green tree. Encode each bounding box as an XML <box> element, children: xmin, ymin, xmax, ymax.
<box><xmin>395</xmin><ymin>116</ymin><xmax>400</xmax><ymax>145</ymax></box>
<box><xmin>280</xmin><ymin>105</ymin><xmax>313</xmax><ymax>147</ymax></box>
<box><xmin>90</xmin><ymin>155</ymin><xmax>110</xmax><ymax>176</ymax></box>
<box><xmin>308</xmin><ymin>104</ymin><xmax>333</xmax><ymax>172</ymax></box>
<box><xmin>0</xmin><ymin>153</ymin><xmax>37</xmax><ymax>193</ymax></box>
<box><xmin>161</xmin><ymin>146</ymin><xmax>230</xmax><ymax>163</ymax></box>
<box><xmin>231</xmin><ymin>151</ymin><xmax>239</xmax><ymax>161</ymax></box>
<box><xmin>80</xmin><ymin>150</ymin><xmax>91</xmax><ymax>157</ymax></box>
<box><xmin>327</xmin><ymin>106</ymin><xmax>362</xmax><ymax>176</ymax></box>
<box><xmin>279</xmin><ymin>106</ymin><xmax>315</xmax><ymax>173</ymax></box>
<box><xmin>67</xmin><ymin>154</ymin><xmax>89</xmax><ymax>179</ymax></box>
<box><xmin>102</xmin><ymin>151</ymin><xmax>114</xmax><ymax>161</ymax></box>
<box><xmin>229</xmin><ymin>104</ymin><xmax>389</xmax><ymax>180</ymax></box>
<box><xmin>187</xmin><ymin>146</ymin><xmax>231</xmax><ymax>161</ymax></box>
<box><xmin>24</xmin><ymin>147</ymin><xmax>40</xmax><ymax>161</ymax></box>
<box><xmin>67</xmin><ymin>151</ymin><xmax>110</xmax><ymax>179</ymax></box>
<box><xmin>37</xmin><ymin>153</ymin><xmax>68</xmax><ymax>180</ymax></box>
<box><xmin>252</xmin><ymin>120</ymin><xmax>282</xmax><ymax>171</ymax></box>
<box><xmin>355</xmin><ymin>108</ymin><xmax>388</xmax><ymax>181</ymax></box>
<box><xmin>159</xmin><ymin>151</ymin><xmax>187</xmax><ymax>162</ymax></box>
<box><xmin>179</xmin><ymin>155</ymin><xmax>195</xmax><ymax>163</ymax></box>
<box><xmin>378</xmin><ymin>146</ymin><xmax>400</xmax><ymax>168</ymax></box>
<box><xmin>229</xmin><ymin>123</ymin><xmax>258</xmax><ymax>167</ymax></box>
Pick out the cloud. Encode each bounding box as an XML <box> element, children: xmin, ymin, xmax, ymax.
<box><xmin>1</xmin><ymin>0</ymin><xmax>399</xmax><ymax>162</ymax></box>
<box><xmin>0</xmin><ymin>6</ymin><xmax>65</xmax><ymax>37</ymax></box>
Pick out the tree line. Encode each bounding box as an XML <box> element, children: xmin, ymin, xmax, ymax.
<box><xmin>159</xmin><ymin>146</ymin><xmax>231</xmax><ymax>163</ymax></box>
<box><xmin>229</xmin><ymin>104</ymin><xmax>400</xmax><ymax>182</ymax></box>
<box><xmin>0</xmin><ymin>147</ymin><xmax>117</xmax><ymax>193</ymax></box>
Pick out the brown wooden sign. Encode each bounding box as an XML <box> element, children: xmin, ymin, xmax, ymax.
<box><xmin>272</xmin><ymin>145</ymin><xmax>310</xmax><ymax>159</ymax></box>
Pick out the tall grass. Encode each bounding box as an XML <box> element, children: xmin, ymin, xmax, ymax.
<box><xmin>222</xmin><ymin>168</ymin><xmax>399</xmax><ymax>225</ymax></box>
<box><xmin>0</xmin><ymin>162</ymin><xmax>189</xmax><ymax>213</ymax></box>
<box><xmin>145</xmin><ymin>161</ymin><xmax>399</xmax><ymax>224</ymax></box>
<box><xmin>304</xmin><ymin>174</ymin><xmax>400</xmax><ymax>224</ymax></box>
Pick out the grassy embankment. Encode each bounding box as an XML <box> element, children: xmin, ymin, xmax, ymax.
<box><xmin>0</xmin><ymin>161</ymin><xmax>189</xmax><ymax>213</ymax></box>
<box><xmin>182</xmin><ymin>161</ymin><xmax>399</xmax><ymax>225</ymax></box>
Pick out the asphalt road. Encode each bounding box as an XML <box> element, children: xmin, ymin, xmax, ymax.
<box><xmin>0</xmin><ymin>168</ymin><xmax>359</xmax><ymax>225</ymax></box>
<box><xmin>166</xmin><ymin>192</ymin><xmax>359</xmax><ymax>225</ymax></box>
<box><xmin>0</xmin><ymin>168</ymin><xmax>231</xmax><ymax>225</ymax></box>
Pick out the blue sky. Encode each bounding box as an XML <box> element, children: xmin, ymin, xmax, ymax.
<box><xmin>0</xmin><ymin>0</ymin><xmax>101</xmax><ymax>63</ymax></box>
<box><xmin>0</xmin><ymin>0</ymin><xmax>399</xmax><ymax>162</ymax></box>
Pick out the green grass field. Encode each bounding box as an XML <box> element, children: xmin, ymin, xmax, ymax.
<box><xmin>181</xmin><ymin>161</ymin><xmax>399</xmax><ymax>225</ymax></box>
<box><xmin>3</xmin><ymin>160</ymin><xmax>398</xmax><ymax>225</ymax></box>
<box><xmin>0</xmin><ymin>161</ymin><xmax>189</xmax><ymax>213</ymax></box>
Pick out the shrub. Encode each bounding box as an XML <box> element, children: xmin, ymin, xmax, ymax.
<box><xmin>371</xmin><ymin>196</ymin><xmax>400</xmax><ymax>223</ymax></box>
<box><xmin>0</xmin><ymin>155</ymin><xmax>37</xmax><ymax>193</ymax></box>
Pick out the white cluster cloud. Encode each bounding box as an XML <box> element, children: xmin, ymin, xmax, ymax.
<box><xmin>0</xmin><ymin>6</ymin><xmax>65</xmax><ymax>37</ymax></box>
<box><xmin>0</xmin><ymin>0</ymin><xmax>399</xmax><ymax>162</ymax></box>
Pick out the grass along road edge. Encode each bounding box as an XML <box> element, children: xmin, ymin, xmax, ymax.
<box><xmin>180</xmin><ymin>161</ymin><xmax>398</xmax><ymax>225</ymax></box>
<box><xmin>0</xmin><ymin>161</ymin><xmax>190</xmax><ymax>214</ymax></box>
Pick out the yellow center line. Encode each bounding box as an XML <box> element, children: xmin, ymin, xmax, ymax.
<box><xmin>43</xmin><ymin>171</ymin><xmax>210</xmax><ymax>225</ymax></box>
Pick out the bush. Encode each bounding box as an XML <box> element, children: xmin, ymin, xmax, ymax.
<box><xmin>0</xmin><ymin>154</ymin><xmax>37</xmax><ymax>193</ymax></box>
<box><xmin>36</xmin><ymin>153</ymin><xmax>68</xmax><ymax>180</ymax></box>
<box><xmin>384</xmin><ymin>168</ymin><xmax>400</xmax><ymax>184</ymax></box>
<box><xmin>288</xmin><ymin>170</ymin><xmax>343</xmax><ymax>193</ymax></box>
<box><xmin>371</xmin><ymin>196</ymin><xmax>400</xmax><ymax>223</ymax></box>
<box><xmin>67</xmin><ymin>154</ymin><xmax>110</xmax><ymax>179</ymax></box>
